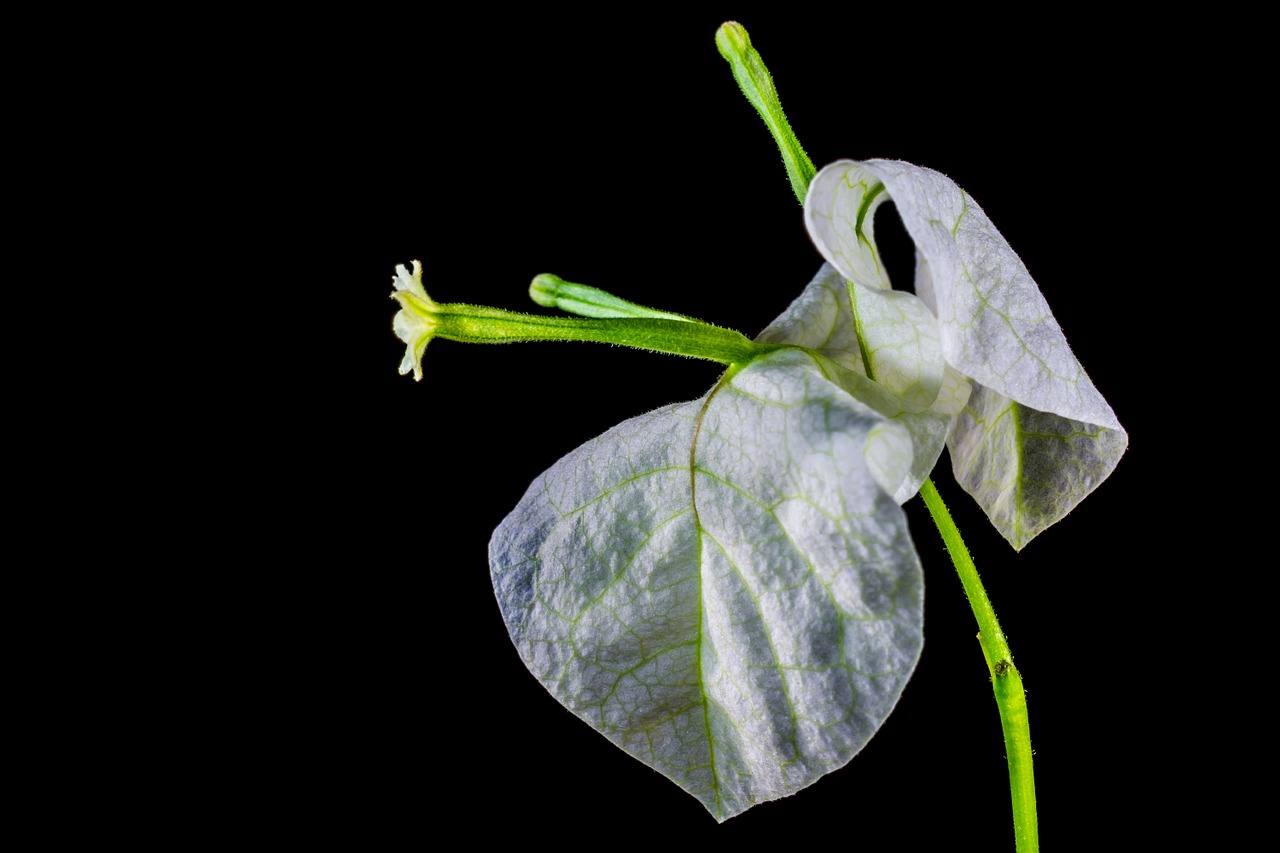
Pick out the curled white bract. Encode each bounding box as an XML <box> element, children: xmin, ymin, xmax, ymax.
<box><xmin>799</xmin><ymin>159</ymin><xmax>1127</xmax><ymax>549</ymax></box>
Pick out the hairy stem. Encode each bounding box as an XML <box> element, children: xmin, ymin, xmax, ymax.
<box><xmin>392</xmin><ymin>260</ymin><xmax>776</xmax><ymax>371</ymax></box>
<box><xmin>715</xmin><ymin>22</ymin><xmax>816</xmax><ymax>204</ymax></box>
<box><xmin>919</xmin><ymin>478</ymin><xmax>1038</xmax><ymax>853</ymax></box>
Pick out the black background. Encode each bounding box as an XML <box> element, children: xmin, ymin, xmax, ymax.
<box><xmin>271</xmin><ymin>8</ymin><xmax>1183</xmax><ymax>849</ymax></box>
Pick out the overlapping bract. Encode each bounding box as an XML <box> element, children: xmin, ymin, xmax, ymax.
<box><xmin>804</xmin><ymin>160</ymin><xmax>1127</xmax><ymax>549</ymax></box>
<box><xmin>486</xmin><ymin>158</ymin><xmax>1125</xmax><ymax>821</ymax></box>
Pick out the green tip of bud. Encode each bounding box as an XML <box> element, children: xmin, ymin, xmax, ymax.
<box><xmin>713</xmin><ymin>18</ymin><xmax>814</xmax><ymax>204</ymax></box>
<box><xmin>715</xmin><ymin>21</ymin><xmax>751</xmax><ymax>58</ymax></box>
<box><xmin>529</xmin><ymin>273</ymin><xmax>564</xmax><ymax>308</ymax></box>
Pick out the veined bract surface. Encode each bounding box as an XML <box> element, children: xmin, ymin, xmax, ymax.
<box><xmin>490</xmin><ymin>338</ymin><xmax>924</xmax><ymax>821</ymax></box>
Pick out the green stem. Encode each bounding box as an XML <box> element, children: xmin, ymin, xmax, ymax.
<box><xmin>919</xmin><ymin>478</ymin><xmax>1038</xmax><ymax>853</ymax></box>
<box><xmin>391</xmin><ymin>261</ymin><xmax>776</xmax><ymax>380</ymax></box>
<box><xmin>715</xmin><ymin>22</ymin><xmax>816</xmax><ymax>204</ymax></box>
<box><xmin>423</xmin><ymin>296</ymin><xmax>768</xmax><ymax>365</ymax></box>
<box><xmin>432</xmin><ymin>304</ymin><xmax>762</xmax><ymax>364</ymax></box>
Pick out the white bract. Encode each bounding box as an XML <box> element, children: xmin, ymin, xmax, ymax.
<box><xmin>486</xmin><ymin>159</ymin><xmax>1125</xmax><ymax>821</ymax></box>
<box><xmin>491</xmin><ymin>345</ymin><xmax>923</xmax><ymax>822</ymax></box>
<box><xmin>805</xmin><ymin>160</ymin><xmax>1127</xmax><ymax>549</ymax></box>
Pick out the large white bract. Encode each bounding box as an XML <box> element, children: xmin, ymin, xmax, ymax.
<box><xmin>491</xmin><ymin>342</ymin><xmax>923</xmax><ymax>822</ymax></box>
<box><xmin>488</xmin><ymin>159</ymin><xmax>1126</xmax><ymax>820</ymax></box>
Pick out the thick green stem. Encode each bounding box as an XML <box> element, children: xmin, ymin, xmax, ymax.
<box><xmin>391</xmin><ymin>260</ymin><xmax>777</xmax><ymax>380</ymax></box>
<box><xmin>919</xmin><ymin>478</ymin><xmax>1039</xmax><ymax>853</ymax></box>
<box><xmin>427</xmin><ymin>300</ymin><xmax>762</xmax><ymax>364</ymax></box>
